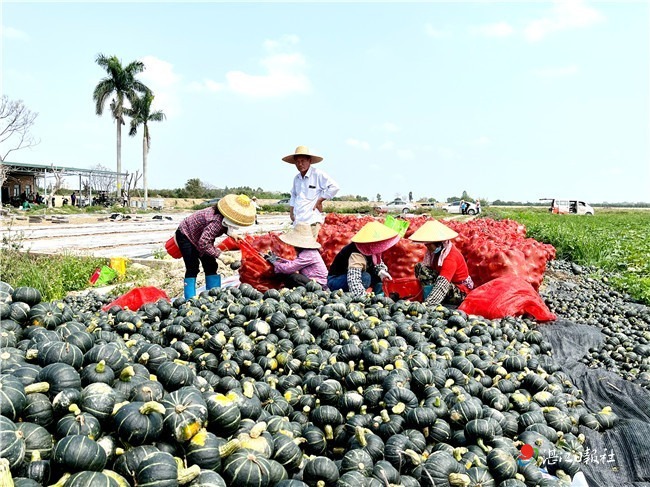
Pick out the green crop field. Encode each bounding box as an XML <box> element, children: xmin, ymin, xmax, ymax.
<box><xmin>485</xmin><ymin>208</ymin><xmax>650</xmax><ymax>305</ymax></box>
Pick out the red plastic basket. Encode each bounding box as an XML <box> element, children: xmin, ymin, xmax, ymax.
<box><xmin>165</xmin><ymin>237</ymin><xmax>182</xmax><ymax>259</ymax></box>
<box><xmin>382</xmin><ymin>278</ymin><xmax>423</xmax><ymax>302</ymax></box>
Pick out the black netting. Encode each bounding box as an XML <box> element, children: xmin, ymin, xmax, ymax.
<box><xmin>540</xmin><ymin>321</ymin><xmax>650</xmax><ymax>486</ymax></box>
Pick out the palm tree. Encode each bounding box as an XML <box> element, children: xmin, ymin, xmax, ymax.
<box><xmin>93</xmin><ymin>54</ymin><xmax>149</xmax><ymax>194</ymax></box>
<box><xmin>125</xmin><ymin>92</ymin><xmax>165</xmax><ymax>208</ymax></box>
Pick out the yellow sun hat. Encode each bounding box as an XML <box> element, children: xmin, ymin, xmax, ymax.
<box><xmin>408</xmin><ymin>220</ymin><xmax>458</xmax><ymax>243</ymax></box>
<box><xmin>282</xmin><ymin>146</ymin><xmax>324</xmax><ymax>164</ymax></box>
<box><xmin>217</xmin><ymin>194</ymin><xmax>256</xmax><ymax>226</ymax></box>
<box><xmin>351</xmin><ymin>221</ymin><xmax>399</xmax><ymax>243</ymax></box>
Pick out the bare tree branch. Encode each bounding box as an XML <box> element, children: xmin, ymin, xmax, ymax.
<box><xmin>0</xmin><ymin>96</ymin><xmax>40</xmax><ymax>162</ymax></box>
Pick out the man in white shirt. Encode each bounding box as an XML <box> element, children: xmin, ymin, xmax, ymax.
<box><xmin>283</xmin><ymin>146</ymin><xmax>340</xmax><ymax>238</ymax></box>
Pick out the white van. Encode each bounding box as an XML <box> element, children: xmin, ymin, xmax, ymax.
<box><xmin>542</xmin><ymin>198</ymin><xmax>595</xmax><ymax>215</ymax></box>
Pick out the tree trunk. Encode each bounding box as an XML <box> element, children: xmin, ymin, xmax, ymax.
<box><xmin>143</xmin><ymin>131</ymin><xmax>148</xmax><ymax>209</ymax></box>
<box><xmin>116</xmin><ymin>117</ymin><xmax>122</xmax><ymax>194</ymax></box>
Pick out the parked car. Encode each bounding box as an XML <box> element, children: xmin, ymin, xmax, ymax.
<box><xmin>374</xmin><ymin>199</ymin><xmax>417</xmax><ymax>214</ymax></box>
<box><xmin>542</xmin><ymin>198</ymin><xmax>595</xmax><ymax>215</ymax></box>
<box><xmin>276</xmin><ymin>198</ymin><xmax>291</xmax><ymax>206</ymax></box>
<box><xmin>199</xmin><ymin>198</ymin><xmax>220</xmax><ymax>207</ymax></box>
<box><xmin>442</xmin><ymin>201</ymin><xmax>478</xmax><ymax>215</ymax></box>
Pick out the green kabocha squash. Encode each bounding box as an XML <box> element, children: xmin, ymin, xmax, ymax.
<box><xmin>29</xmin><ymin>301</ymin><xmax>65</xmax><ymax>328</ymax></box>
<box><xmin>12</xmin><ymin>287</ymin><xmax>42</xmax><ymax>307</ymax></box>
<box><xmin>161</xmin><ymin>386</ymin><xmax>208</xmax><ymax>443</ymax></box>
<box><xmin>0</xmin><ymin>416</ymin><xmax>26</xmax><ymax>469</ymax></box>
<box><xmin>184</xmin><ymin>429</ymin><xmax>239</xmax><ymax>471</ymax></box>
<box><xmin>188</xmin><ymin>470</ymin><xmax>227</xmax><ymax>487</ymax></box>
<box><xmin>80</xmin><ymin>383</ymin><xmax>116</xmax><ymax>421</ymax></box>
<box><xmin>9</xmin><ymin>302</ymin><xmax>31</xmax><ymax>324</ymax></box>
<box><xmin>112</xmin><ymin>445</ymin><xmax>160</xmax><ymax>479</ymax></box>
<box><xmin>55</xmin><ymin>411</ymin><xmax>102</xmax><ymax>440</ymax></box>
<box><xmin>222</xmin><ymin>449</ymin><xmax>272</xmax><ymax>487</ymax></box>
<box><xmin>113</xmin><ymin>401</ymin><xmax>165</xmax><ymax>446</ymax></box>
<box><xmin>56</xmin><ymin>470</ymin><xmax>120</xmax><ymax>487</ymax></box>
<box><xmin>38</xmin><ymin>363</ymin><xmax>81</xmax><ymax>396</ymax></box>
<box><xmin>0</xmin><ymin>373</ymin><xmax>27</xmax><ymax>420</ymax></box>
<box><xmin>15</xmin><ymin>422</ymin><xmax>53</xmax><ymax>459</ymax></box>
<box><xmin>419</xmin><ymin>451</ymin><xmax>467</xmax><ymax>487</ymax></box>
<box><xmin>302</xmin><ymin>456</ymin><xmax>340</xmax><ymax>487</ymax></box>
<box><xmin>22</xmin><ymin>392</ymin><xmax>55</xmax><ymax>427</ymax></box>
<box><xmin>135</xmin><ymin>450</ymin><xmax>200</xmax><ymax>487</ymax></box>
<box><xmin>0</xmin><ymin>281</ymin><xmax>14</xmax><ymax>303</ymax></box>
<box><xmin>203</xmin><ymin>390</ymin><xmax>242</xmax><ymax>436</ymax></box>
<box><xmin>52</xmin><ymin>435</ymin><xmax>107</xmax><ymax>472</ymax></box>
<box><xmin>486</xmin><ymin>448</ymin><xmax>517</xmax><ymax>482</ymax></box>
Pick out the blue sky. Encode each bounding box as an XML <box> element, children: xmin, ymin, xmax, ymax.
<box><xmin>2</xmin><ymin>1</ymin><xmax>649</xmax><ymax>203</ymax></box>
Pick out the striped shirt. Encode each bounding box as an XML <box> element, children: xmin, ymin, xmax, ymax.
<box><xmin>178</xmin><ymin>207</ymin><xmax>226</xmax><ymax>259</ymax></box>
<box><xmin>273</xmin><ymin>249</ymin><xmax>328</xmax><ymax>289</ymax></box>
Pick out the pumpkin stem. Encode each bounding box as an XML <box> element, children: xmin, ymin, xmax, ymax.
<box><xmin>103</xmin><ymin>470</ymin><xmax>129</xmax><ymax>487</ymax></box>
<box><xmin>24</xmin><ymin>381</ymin><xmax>50</xmax><ymax>394</ymax></box>
<box><xmin>249</xmin><ymin>421</ymin><xmax>267</xmax><ymax>439</ymax></box>
<box><xmin>178</xmin><ymin>464</ymin><xmax>201</xmax><ymax>485</ymax></box>
<box><xmin>355</xmin><ymin>426</ymin><xmax>368</xmax><ymax>447</ymax></box>
<box><xmin>242</xmin><ymin>381</ymin><xmax>255</xmax><ymax>398</ymax></box>
<box><xmin>391</xmin><ymin>402</ymin><xmax>406</xmax><ymax>415</ymax></box>
<box><xmin>48</xmin><ymin>473</ymin><xmax>72</xmax><ymax>487</ymax></box>
<box><xmin>139</xmin><ymin>401</ymin><xmax>166</xmax><ymax>415</ymax></box>
<box><xmin>25</xmin><ymin>349</ymin><xmax>38</xmax><ymax>360</ymax></box>
<box><xmin>96</xmin><ymin>360</ymin><xmax>106</xmax><ymax>373</ymax></box>
<box><xmin>403</xmin><ymin>449</ymin><xmax>421</xmax><ymax>465</ymax></box>
<box><xmin>452</xmin><ymin>447</ymin><xmax>468</xmax><ymax>462</ymax></box>
<box><xmin>448</xmin><ymin>472</ymin><xmax>471</xmax><ymax>487</ymax></box>
<box><xmin>119</xmin><ymin>366</ymin><xmax>135</xmax><ymax>381</ymax></box>
<box><xmin>380</xmin><ymin>409</ymin><xmax>391</xmax><ymax>423</ymax></box>
<box><xmin>69</xmin><ymin>404</ymin><xmax>82</xmax><ymax>416</ymax></box>
<box><xmin>324</xmin><ymin>424</ymin><xmax>334</xmax><ymax>440</ymax></box>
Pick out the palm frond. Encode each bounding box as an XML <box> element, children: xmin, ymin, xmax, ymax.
<box><xmin>93</xmin><ymin>79</ymin><xmax>116</xmax><ymax>115</ymax></box>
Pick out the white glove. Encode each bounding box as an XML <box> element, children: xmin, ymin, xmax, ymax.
<box><xmin>378</xmin><ymin>270</ymin><xmax>393</xmax><ymax>281</ymax></box>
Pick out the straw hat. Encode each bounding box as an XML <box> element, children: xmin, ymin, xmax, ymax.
<box><xmin>351</xmin><ymin>221</ymin><xmax>399</xmax><ymax>243</ymax></box>
<box><xmin>409</xmin><ymin>220</ymin><xmax>458</xmax><ymax>243</ymax></box>
<box><xmin>217</xmin><ymin>194</ymin><xmax>256</xmax><ymax>226</ymax></box>
<box><xmin>279</xmin><ymin>224</ymin><xmax>321</xmax><ymax>249</ymax></box>
<box><xmin>282</xmin><ymin>146</ymin><xmax>324</xmax><ymax>164</ymax></box>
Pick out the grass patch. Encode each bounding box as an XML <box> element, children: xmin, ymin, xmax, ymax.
<box><xmin>485</xmin><ymin>208</ymin><xmax>650</xmax><ymax>304</ymax></box>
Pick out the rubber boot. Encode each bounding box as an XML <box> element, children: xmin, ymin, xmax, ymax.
<box><xmin>205</xmin><ymin>274</ymin><xmax>221</xmax><ymax>290</ymax></box>
<box><xmin>184</xmin><ymin>278</ymin><xmax>196</xmax><ymax>300</ymax></box>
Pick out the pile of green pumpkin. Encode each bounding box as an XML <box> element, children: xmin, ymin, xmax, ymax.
<box><xmin>541</xmin><ymin>260</ymin><xmax>650</xmax><ymax>389</ymax></box>
<box><xmin>0</xmin><ymin>279</ymin><xmax>620</xmax><ymax>487</ymax></box>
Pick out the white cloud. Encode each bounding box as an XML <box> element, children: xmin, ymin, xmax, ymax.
<box><xmin>533</xmin><ymin>65</ymin><xmax>579</xmax><ymax>77</ymax></box>
<box><xmin>437</xmin><ymin>147</ymin><xmax>461</xmax><ymax>160</ymax></box>
<box><xmin>381</xmin><ymin>122</ymin><xmax>400</xmax><ymax>133</ymax></box>
<box><xmin>379</xmin><ymin>141</ymin><xmax>395</xmax><ymax>151</ymax></box>
<box><xmin>347</xmin><ymin>138</ymin><xmax>371</xmax><ymax>151</ymax></box>
<box><xmin>397</xmin><ymin>149</ymin><xmax>414</xmax><ymax>160</ymax></box>
<box><xmin>425</xmin><ymin>23</ymin><xmax>449</xmax><ymax>38</ymax></box>
<box><xmin>139</xmin><ymin>56</ymin><xmax>182</xmax><ymax>118</ymax></box>
<box><xmin>525</xmin><ymin>0</ymin><xmax>604</xmax><ymax>42</ymax></box>
<box><xmin>195</xmin><ymin>35</ymin><xmax>310</xmax><ymax>98</ymax></box>
<box><xmin>472</xmin><ymin>136</ymin><xmax>491</xmax><ymax>146</ymax></box>
<box><xmin>2</xmin><ymin>26</ymin><xmax>29</xmax><ymax>41</ymax></box>
<box><xmin>473</xmin><ymin>22</ymin><xmax>515</xmax><ymax>38</ymax></box>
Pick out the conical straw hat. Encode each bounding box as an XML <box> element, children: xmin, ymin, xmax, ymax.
<box><xmin>409</xmin><ymin>220</ymin><xmax>458</xmax><ymax>243</ymax></box>
<box><xmin>280</xmin><ymin>224</ymin><xmax>321</xmax><ymax>249</ymax></box>
<box><xmin>217</xmin><ymin>194</ymin><xmax>256</xmax><ymax>226</ymax></box>
<box><xmin>351</xmin><ymin>221</ymin><xmax>399</xmax><ymax>243</ymax></box>
<box><xmin>282</xmin><ymin>146</ymin><xmax>324</xmax><ymax>164</ymax></box>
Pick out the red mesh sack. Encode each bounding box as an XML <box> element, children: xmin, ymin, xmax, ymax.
<box><xmin>102</xmin><ymin>287</ymin><xmax>169</xmax><ymax>312</ymax></box>
<box><xmin>458</xmin><ymin>275</ymin><xmax>556</xmax><ymax>322</ymax></box>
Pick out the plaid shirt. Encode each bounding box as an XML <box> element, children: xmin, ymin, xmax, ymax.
<box><xmin>178</xmin><ymin>207</ymin><xmax>226</xmax><ymax>259</ymax></box>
